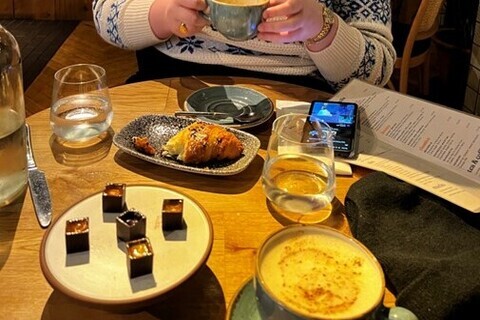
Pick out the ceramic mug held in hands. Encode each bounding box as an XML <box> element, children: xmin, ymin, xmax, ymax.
<box><xmin>203</xmin><ymin>0</ymin><xmax>269</xmax><ymax>41</ymax></box>
<box><xmin>254</xmin><ymin>225</ymin><xmax>418</xmax><ymax>320</ymax></box>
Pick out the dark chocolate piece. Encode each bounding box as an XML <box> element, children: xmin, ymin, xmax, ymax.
<box><xmin>65</xmin><ymin>217</ymin><xmax>90</xmax><ymax>253</ymax></box>
<box><xmin>126</xmin><ymin>237</ymin><xmax>153</xmax><ymax>278</ymax></box>
<box><xmin>116</xmin><ymin>209</ymin><xmax>146</xmax><ymax>242</ymax></box>
<box><xmin>162</xmin><ymin>199</ymin><xmax>184</xmax><ymax>230</ymax></box>
<box><xmin>102</xmin><ymin>183</ymin><xmax>126</xmax><ymax>212</ymax></box>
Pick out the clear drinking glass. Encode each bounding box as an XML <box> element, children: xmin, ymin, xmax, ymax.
<box><xmin>50</xmin><ymin>64</ymin><xmax>113</xmax><ymax>142</ymax></box>
<box><xmin>262</xmin><ymin>113</ymin><xmax>336</xmax><ymax>224</ymax></box>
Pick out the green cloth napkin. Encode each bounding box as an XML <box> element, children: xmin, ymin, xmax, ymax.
<box><xmin>345</xmin><ymin>172</ymin><xmax>480</xmax><ymax>320</ymax></box>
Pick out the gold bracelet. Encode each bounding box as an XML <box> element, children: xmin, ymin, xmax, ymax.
<box><xmin>305</xmin><ymin>6</ymin><xmax>335</xmax><ymax>45</ymax></box>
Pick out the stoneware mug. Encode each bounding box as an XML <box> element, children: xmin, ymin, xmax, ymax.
<box><xmin>202</xmin><ymin>0</ymin><xmax>269</xmax><ymax>41</ymax></box>
<box><xmin>254</xmin><ymin>225</ymin><xmax>418</xmax><ymax>320</ymax></box>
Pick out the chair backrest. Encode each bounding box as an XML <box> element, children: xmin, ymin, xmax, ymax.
<box><xmin>397</xmin><ymin>0</ymin><xmax>445</xmax><ymax>93</ymax></box>
<box><xmin>416</xmin><ymin>0</ymin><xmax>445</xmax><ymax>40</ymax></box>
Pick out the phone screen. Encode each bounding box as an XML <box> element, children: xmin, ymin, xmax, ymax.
<box><xmin>308</xmin><ymin>100</ymin><xmax>359</xmax><ymax>158</ymax></box>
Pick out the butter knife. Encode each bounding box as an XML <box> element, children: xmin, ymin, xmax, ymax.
<box><xmin>26</xmin><ymin>124</ymin><xmax>52</xmax><ymax>228</ymax></box>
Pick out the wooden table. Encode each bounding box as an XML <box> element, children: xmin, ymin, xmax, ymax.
<box><xmin>0</xmin><ymin>76</ymin><xmax>377</xmax><ymax>319</ymax></box>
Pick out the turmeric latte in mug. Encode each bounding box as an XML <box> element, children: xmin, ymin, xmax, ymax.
<box><xmin>255</xmin><ymin>225</ymin><xmax>385</xmax><ymax>319</ymax></box>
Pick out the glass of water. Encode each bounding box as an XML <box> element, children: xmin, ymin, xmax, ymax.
<box><xmin>50</xmin><ymin>64</ymin><xmax>113</xmax><ymax>142</ymax></box>
<box><xmin>262</xmin><ymin>113</ymin><xmax>336</xmax><ymax>224</ymax></box>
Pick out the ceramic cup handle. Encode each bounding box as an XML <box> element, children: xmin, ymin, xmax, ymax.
<box><xmin>200</xmin><ymin>11</ymin><xmax>211</xmax><ymax>23</ymax></box>
<box><xmin>200</xmin><ymin>1</ymin><xmax>212</xmax><ymax>24</ymax></box>
<box><xmin>376</xmin><ymin>305</ymin><xmax>418</xmax><ymax>320</ymax></box>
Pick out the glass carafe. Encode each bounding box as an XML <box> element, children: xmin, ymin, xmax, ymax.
<box><xmin>0</xmin><ymin>24</ymin><xmax>27</xmax><ymax>206</ymax></box>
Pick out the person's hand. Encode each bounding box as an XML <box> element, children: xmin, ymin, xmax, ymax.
<box><xmin>149</xmin><ymin>0</ymin><xmax>209</xmax><ymax>39</ymax></box>
<box><xmin>257</xmin><ymin>0</ymin><xmax>324</xmax><ymax>43</ymax></box>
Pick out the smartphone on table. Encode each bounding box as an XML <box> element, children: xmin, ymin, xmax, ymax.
<box><xmin>307</xmin><ymin>100</ymin><xmax>360</xmax><ymax>159</ymax></box>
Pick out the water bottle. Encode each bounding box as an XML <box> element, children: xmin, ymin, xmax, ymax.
<box><xmin>0</xmin><ymin>24</ymin><xmax>27</xmax><ymax>207</ymax></box>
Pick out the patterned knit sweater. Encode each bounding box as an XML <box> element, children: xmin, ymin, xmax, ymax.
<box><xmin>93</xmin><ymin>0</ymin><xmax>396</xmax><ymax>91</ymax></box>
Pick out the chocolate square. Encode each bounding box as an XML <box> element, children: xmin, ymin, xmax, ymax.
<box><xmin>102</xmin><ymin>183</ymin><xmax>126</xmax><ymax>212</ymax></box>
<box><xmin>116</xmin><ymin>209</ymin><xmax>146</xmax><ymax>242</ymax></box>
<box><xmin>126</xmin><ymin>237</ymin><xmax>154</xmax><ymax>278</ymax></box>
<box><xmin>65</xmin><ymin>217</ymin><xmax>90</xmax><ymax>254</ymax></box>
<box><xmin>162</xmin><ymin>199</ymin><xmax>184</xmax><ymax>230</ymax></box>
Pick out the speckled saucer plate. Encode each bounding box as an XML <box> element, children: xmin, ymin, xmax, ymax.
<box><xmin>227</xmin><ymin>277</ymin><xmax>262</xmax><ymax>320</ymax></box>
<box><xmin>40</xmin><ymin>185</ymin><xmax>213</xmax><ymax>307</ymax></box>
<box><xmin>184</xmin><ymin>85</ymin><xmax>274</xmax><ymax>129</ymax></box>
<box><xmin>113</xmin><ymin>115</ymin><xmax>261</xmax><ymax>176</ymax></box>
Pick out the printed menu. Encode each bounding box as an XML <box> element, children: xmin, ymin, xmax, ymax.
<box><xmin>332</xmin><ymin>79</ymin><xmax>480</xmax><ymax>213</ymax></box>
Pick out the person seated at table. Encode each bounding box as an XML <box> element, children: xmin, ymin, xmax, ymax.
<box><xmin>92</xmin><ymin>0</ymin><xmax>396</xmax><ymax>93</ymax></box>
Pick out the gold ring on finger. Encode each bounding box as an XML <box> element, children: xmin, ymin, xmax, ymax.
<box><xmin>179</xmin><ymin>22</ymin><xmax>188</xmax><ymax>35</ymax></box>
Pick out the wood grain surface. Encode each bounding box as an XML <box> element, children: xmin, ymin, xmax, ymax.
<box><xmin>0</xmin><ymin>77</ymin><xmax>392</xmax><ymax>319</ymax></box>
<box><xmin>24</xmin><ymin>21</ymin><xmax>137</xmax><ymax>117</ymax></box>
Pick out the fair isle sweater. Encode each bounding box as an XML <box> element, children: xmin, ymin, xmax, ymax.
<box><xmin>93</xmin><ymin>0</ymin><xmax>396</xmax><ymax>91</ymax></box>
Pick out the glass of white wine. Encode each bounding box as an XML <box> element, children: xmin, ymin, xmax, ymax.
<box><xmin>262</xmin><ymin>113</ymin><xmax>336</xmax><ymax>224</ymax></box>
<box><xmin>50</xmin><ymin>64</ymin><xmax>113</xmax><ymax>143</ymax></box>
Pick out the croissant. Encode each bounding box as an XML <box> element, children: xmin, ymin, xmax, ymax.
<box><xmin>162</xmin><ymin>122</ymin><xmax>244</xmax><ymax>164</ymax></box>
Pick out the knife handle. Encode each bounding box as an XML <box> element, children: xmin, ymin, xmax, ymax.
<box><xmin>174</xmin><ymin>111</ymin><xmax>230</xmax><ymax>117</ymax></box>
<box><xmin>29</xmin><ymin>170</ymin><xmax>53</xmax><ymax>228</ymax></box>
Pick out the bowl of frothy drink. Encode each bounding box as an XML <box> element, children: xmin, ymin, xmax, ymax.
<box><xmin>254</xmin><ymin>225</ymin><xmax>386</xmax><ymax>320</ymax></box>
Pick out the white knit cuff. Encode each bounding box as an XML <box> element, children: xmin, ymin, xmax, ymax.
<box><xmin>120</xmin><ymin>0</ymin><xmax>162</xmax><ymax>49</ymax></box>
<box><xmin>307</xmin><ymin>18</ymin><xmax>363</xmax><ymax>82</ymax></box>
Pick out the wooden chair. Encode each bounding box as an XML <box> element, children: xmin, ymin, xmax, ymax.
<box><xmin>390</xmin><ymin>0</ymin><xmax>445</xmax><ymax>95</ymax></box>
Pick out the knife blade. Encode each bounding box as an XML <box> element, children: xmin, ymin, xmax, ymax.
<box><xmin>25</xmin><ymin>124</ymin><xmax>52</xmax><ymax>228</ymax></box>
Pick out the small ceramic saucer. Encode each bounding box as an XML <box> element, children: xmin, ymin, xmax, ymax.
<box><xmin>227</xmin><ymin>277</ymin><xmax>262</xmax><ymax>320</ymax></box>
<box><xmin>184</xmin><ymin>85</ymin><xmax>274</xmax><ymax>129</ymax></box>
